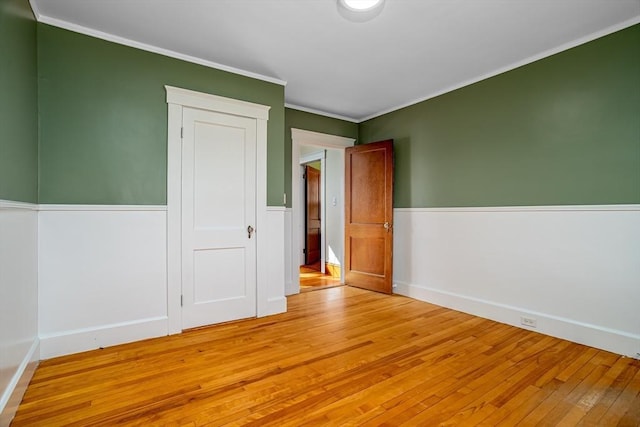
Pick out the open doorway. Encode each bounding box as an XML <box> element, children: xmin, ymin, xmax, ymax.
<box><xmin>299</xmin><ymin>151</ymin><xmax>339</xmax><ymax>292</ymax></box>
<box><xmin>303</xmin><ymin>162</ymin><xmax>321</xmax><ymax>267</ymax></box>
<box><xmin>289</xmin><ymin>129</ymin><xmax>355</xmax><ymax>295</ymax></box>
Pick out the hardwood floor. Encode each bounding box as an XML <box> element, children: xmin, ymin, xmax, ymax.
<box><xmin>12</xmin><ymin>286</ymin><xmax>640</xmax><ymax>426</ymax></box>
<box><xmin>299</xmin><ymin>262</ymin><xmax>341</xmax><ymax>291</ymax></box>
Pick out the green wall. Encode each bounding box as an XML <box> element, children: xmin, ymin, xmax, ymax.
<box><xmin>0</xmin><ymin>0</ymin><xmax>38</xmax><ymax>203</ymax></box>
<box><xmin>37</xmin><ymin>24</ymin><xmax>285</xmax><ymax>205</ymax></box>
<box><xmin>285</xmin><ymin>108</ymin><xmax>358</xmax><ymax>207</ymax></box>
<box><xmin>10</xmin><ymin>18</ymin><xmax>639</xmax><ymax>208</ymax></box>
<box><xmin>359</xmin><ymin>24</ymin><xmax>640</xmax><ymax>208</ymax></box>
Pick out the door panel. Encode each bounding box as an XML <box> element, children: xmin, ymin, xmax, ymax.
<box><xmin>350</xmin><ymin>150</ymin><xmax>386</xmax><ymax>223</ymax></box>
<box><xmin>182</xmin><ymin>107</ymin><xmax>257</xmax><ymax>329</ymax></box>
<box><xmin>345</xmin><ymin>140</ymin><xmax>394</xmax><ymax>294</ymax></box>
<box><xmin>194</xmin><ymin>248</ymin><xmax>246</xmax><ymax>302</ymax></box>
<box><xmin>350</xmin><ymin>236</ymin><xmax>385</xmax><ymax>276</ymax></box>
<box><xmin>305</xmin><ymin>165</ymin><xmax>321</xmax><ymax>265</ymax></box>
<box><xmin>193</xmin><ymin>123</ymin><xmax>245</xmax><ymax>229</ymax></box>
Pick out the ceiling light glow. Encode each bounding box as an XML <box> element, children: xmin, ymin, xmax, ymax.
<box><xmin>337</xmin><ymin>0</ymin><xmax>385</xmax><ymax>22</ymax></box>
<box><xmin>342</xmin><ymin>0</ymin><xmax>383</xmax><ymax>11</ymax></box>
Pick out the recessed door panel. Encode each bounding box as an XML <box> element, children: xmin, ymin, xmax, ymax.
<box><xmin>349</xmin><ymin>236</ymin><xmax>385</xmax><ymax>276</ymax></box>
<box><xmin>350</xmin><ymin>150</ymin><xmax>386</xmax><ymax>224</ymax></box>
<box><xmin>193</xmin><ymin>123</ymin><xmax>245</xmax><ymax>230</ymax></box>
<box><xmin>193</xmin><ymin>248</ymin><xmax>246</xmax><ymax>303</ymax></box>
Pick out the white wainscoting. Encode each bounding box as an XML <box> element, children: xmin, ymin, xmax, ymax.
<box><xmin>393</xmin><ymin>206</ymin><xmax>640</xmax><ymax>357</ymax></box>
<box><xmin>266</xmin><ymin>207</ymin><xmax>287</xmax><ymax>315</ymax></box>
<box><xmin>284</xmin><ymin>208</ymin><xmax>294</xmax><ymax>295</ymax></box>
<box><xmin>0</xmin><ymin>200</ymin><xmax>39</xmax><ymax>425</ymax></box>
<box><xmin>37</xmin><ymin>204</ymin><xmax>288</xmax><ymax>359</ymax></box>
<box><xmin>38</xmin><ymin>206</ymin><xmax>168</xmax><ymax>359</ymax></box>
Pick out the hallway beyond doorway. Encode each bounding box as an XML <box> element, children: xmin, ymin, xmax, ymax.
<box><xmin>299</xmin><ymin>262</ymin><xmax>341</xmax><ymax>292</ymax></box>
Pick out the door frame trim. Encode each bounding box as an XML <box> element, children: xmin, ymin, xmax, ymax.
<box><xmin>290</xmin><ymin>128</ymin><xmax>355</xmax><ymax>295</ymax></box>
<box><xmin>166</xmin><ymin>85</ymin><xmax>270</xmax><ymax>334</ymax></box>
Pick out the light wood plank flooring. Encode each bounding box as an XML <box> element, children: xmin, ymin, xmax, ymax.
<box><xmin>12</xmin><ymin>286</ymin><xmax>640</xmax><ymax>426</ymax></box>
<box><xmin>299</xmin><ymin>262</ymin><xmax>341</xmax><ymax>292</ymax></box>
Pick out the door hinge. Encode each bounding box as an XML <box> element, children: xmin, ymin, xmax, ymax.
<box><xmin>180</xmin><ymin>295</ymin><xmax>183</xmax><ymax>307</ymax></box>
<box><xmin>303</xmin><ymin>248</ymin><xmax>306</xmax><ymax>254</ymax></box>
<box><xmin>303</xmin><ymin>173</ymin><xmax>306</xmax><ymax>179</ymax></box>
<box><xmin>180</xmin><ymin>127</ymin><xmax>184</xmax><ymax>139</ymax></box>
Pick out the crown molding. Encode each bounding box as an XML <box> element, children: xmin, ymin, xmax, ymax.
<box><xmin>285</xmin><ymin>103</ymin><xmax>359</xmax><ymax>123</ymax></box>
<box><xmin>32</xmin><ymin>13</ymin><xmax>287</xmax><ymax>87</ymax></box>
<box><xmin>359</xmin><ymin>16</ymin><xmax>640</xmax><ymax>122</ymax></box>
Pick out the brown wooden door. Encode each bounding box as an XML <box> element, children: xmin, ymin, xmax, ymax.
<box><xmin>305</xmin><ymin>165</ymin><xmax>321</xmax><ymax>265</ymax></box>
<box><xmin>345</xmin><ymin>140</ymin><xmax>394</xmax><ymax>294</ymax></box>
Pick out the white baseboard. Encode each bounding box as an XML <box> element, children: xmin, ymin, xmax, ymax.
<box><xmin>0</xmin><ymin>339</ymin><xmax>39</xmax><ymax>427</ymax></box>
<box><xmin>284</xmin><ymin>279</ymin><xmax>294</xmax><ymax>295</ymax></box>
<box><xmin>39</xmin><ymin>317</ymin><xmax>168</xmax><ymax>360</ymax></box>
<box><xmin>394</xmin><ymin>282</ymin><xmax>640</xmax><ymax>357</ymax></box>
<box><xmin>265</xmin><ymin>296</ymin><xmax>287</xmax><ymax>316</ymax></box>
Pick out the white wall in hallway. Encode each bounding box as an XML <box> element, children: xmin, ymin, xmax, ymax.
<box><xmin>324</xmin><ymin>149</ymin><xmax>344</xmax><ymax>271</ymax></box>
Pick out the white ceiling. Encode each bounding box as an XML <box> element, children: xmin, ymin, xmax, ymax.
<box><xmin>31</xmin><ymin>0</ymin><xmax>640</xmax><ymax>122</ymax></box>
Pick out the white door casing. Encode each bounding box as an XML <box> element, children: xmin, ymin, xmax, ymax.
<box><xmin>166</xmin><ymin>86</ymin><xmax>270</xmax><ymax>334</ymax></box>
<box><xmin>181</xmin><ymin>108</ymin><xmax>257</xmax><ymax>329</ymax></box>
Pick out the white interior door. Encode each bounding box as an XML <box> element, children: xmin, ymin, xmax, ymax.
<box><xmin>181</xmin><ymin>107</ymin><xmax>257</xmax><ymax>329</ymax></box>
